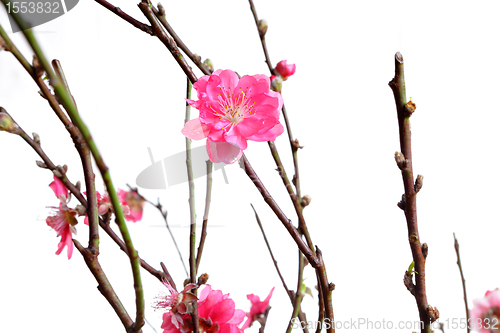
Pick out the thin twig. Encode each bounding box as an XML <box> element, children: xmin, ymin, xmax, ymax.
<box><xmin>250</xmin><ymin>204</ymin><xmax>292</xmax><ymax>297</ymax></box>
<box><xmin>127</xmin><ymin>185</ymin><xmax>189</xmax><ymax>277</ymax></box>
<box><xmin>0</xmin><ymin>21</ymin><xmax>165</xmax><ymax>283</ymax></box>
<box><xmin>196</xmin><ymin>161</ymin><xmax>213</xmax><ymax>271</ymax></box>
<box><xmin>94</xmin><ymin>0</ymin><xmax>154</xmax><ymax>35</ymax></box>
<box><xmin>52</xmin><ymin>59</ymin><xmax>100</xmax><ymax>253</ymax></box>
<box><xmin>185</xmin><ymin>78</ymin><xmax>200</xmax><ymax>333</ymax></box>
<box><xmin>4</xmin><ymin>10</ymin><xmax>146</xmax><ymax>331</ymax></box>
<box><xmin>241</xmin><ymin>154</ymin><xmax>318</xmax><ymax>267</ymax></box>
<box><xmin>138</xmin><ymin>1</ymin><xmax>198</xmax><ymax>84</ymax></box>
<box><xmin>248</xmin><ymin>0</ymin><xmax>274</xmax><ymax>73</ymax></box>
<box><xmin>251</xmin><ymin>204</ymin><xmax>309</xmax><ymax>333</ymax></box>
<box><xmin>454</xmin><ymin>233</ymin><xmax>470</xmax><ymax>333</ymax></box>
<box><xmin>74</xmin><ymin>239</ymin><xmax>134</xmax><ymax>329</ymax></box>
<box><xmin>389</xmin><ymin>52</ymin><xmax>435</xmax><ymax>332</ymax></box>
<box><xmin>247</xmin><ymin>0</ymin><xmax>302</xmax><ymax>199</ymax></box>
<box><xmin>152</xmin><ymin>4</ymin><xmax>211</xmax><ymax>75</ymax></box>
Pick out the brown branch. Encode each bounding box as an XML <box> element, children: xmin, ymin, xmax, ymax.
<box><xmin>454</xmin><ymin>233</ymin><xmax>470</xmax><ymax>333</ymax></box>
<box><xmin>152</xmin><ymin>4</ymin><xmax>212</xmax><ymax>75</ymax></box>
<box><xmin>138</xmin><ymin>1</ymin><xmax>198</xmax><ymax>84</ymax></box>
<box><xmin>74</xmin><ymin>239</ymin><xmax>135</xmax><ymax>330</ymax></box>
<box><xmin>241</xmin><ymin>154</ymin><xmax>318</xmax><ymax>268</ymax></box>
<box><xmin>127</xmin><ymin>184</ymin><xmax>189</xmax><ymax>277</ymax></box>
<box><xmin>248</xmin><ymin>0</ymin><xmax>274</xmax><ymax>73</ymax></box>
<box><xmin>196</xmin><ymin>161</ymin><xmax>213</xmax><ymax>271</ymax></box>
<box><xmin>389</xmin><ymin>52</ymin><xmax>435</xmax><ymax>333</ymax></box>
<box><xmin>247</xmin><ymin>0</ymin><xmax>302</xmax><ymax>199</ymax></box>
<box><xmin>94</xmin><ymin>0</ymin><xmax>154</xmax><ymax>35</ymax></box>
<box><xmin>315</xmin><ymin>247</ymin><xmax>334</xmax><ymax>333</ymax></box>
<box><xmin>4</xmin><ymin>109</ymin><xmax>165</xmax><ymax>282</ymax></box>
<box><xmin>251</xmin><ymin>204</ymin><xmax>292</xmax><ymax>298</ymax></box>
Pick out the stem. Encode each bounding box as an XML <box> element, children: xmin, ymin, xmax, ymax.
<box><xmin>389</xmin><ymin>52</ymin><xmax>433</xmax><ymax>332</ymax></box>
<box><xmin>268</xmin><ymin>141</ymin><xmax>314</xmax><ymax>252</ymax></box>
<box><xmin>94</xmin><ymin>0</ymin><xmax>154</xmax><ymax>35</ymax></box>
<box><xmin>3</xmin><ymin>110</ymin><xmax>165</xmax><ymax>282</ymax></box>
<box><xmin>138</xmin><ymin>1</ymin><xmax>198</xmax><ymax>84</ymax></box>
<box><xmin>5</xmin><ymin>11</ymin><xmax>145</xmax><ymax>330</ymax></box>
<box><xmin>52</xmin><ymin>59</ymin><xmax>99</xmax><ymax>252</ymax></box>
<box><xmin>316</xmin><ymin>247</ymin><xmax>334</xmax><ymax>333</ymax></box>
<box><xmin>185</xmin><ymin>78</ymin><xmax>200</xmax><ymax>332</ymax></box>
<box><xmin>74</xmin><ymin>239</ymin><xmax>134</xmax><ymax>329</ymax></box>
<box><xmin>241</xmin><ymin>154</ymin><xmax>319</xmax><ymax>268</ymax></box>
<box><xmin>127</xmin><ymin>185</ymin><xmax>189</xmax><ymax>277</ymax></box>
<box><xmin>454</xmin><ymin>233</ymin><xmax>470</xmax><ymax>333</ymax></box>
<box><xmin>251</xmin><ymin>204</ymin><xmax>309</xmax><ymax>333</ymax></box>
<box><xmin>247</xmin><ymin>0</ymin><xmax>302</xmax><ymax>198</ymax></box>
<box><xmin>251</xmin><ymin>204</ymin><xmax>292</xmax><ymax>299</ymax></box>
<box><xmin>247</xmin><ymin>0</ymin><xmax>274</xmax><ymax>73</ymax></box>
<box><xmin>152</xmin><ymin>5</ymin><xmax>212</xmax><ymax>75</ymax></box>
<box><xmin>286</xmin><ymin>290</ymin><xmax>304</xmax><ymax>333</ymax></box>
<box><xmin>196</xmin><ymin>161</ymin><xmax>213</xmax><ymax>271</ymax></box>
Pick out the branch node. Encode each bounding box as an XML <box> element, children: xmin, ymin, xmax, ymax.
<box><xmin>414</xmin><ymin>174</ymin><xmax>424</xmax><ymax>193</ymax></box>
<box><xmin>32</xmin><ymin>55</ymin><xmax>44</xmax><ymax>78</ymax></box>
<box><xmin>258</xmin><ymin>19</ymin><xmax>268</xmax><ymax>37</ymax></box>
<box><xmin>405</xmin><ymin>100</ymin><xmax>416</xmax><ymax>117</ymax></box>
<box><xmin>427</xmin><ymin>305</ymin><xmax>440</xmax><ymax>323</ymax></box>
<box><xmin>32</xmin><ymin>132</ymin><xmax>41</xmax><ymax>145</ymax></box>
<box><xmin>422</xmin><ymin>243</ymin><xmax>428</xmax><ymax>260</ymax></box>
<box><xmin>292</xmin><ymin>138</ymin><xmax>304</xmax><ymax>150</ymax></box>
<box><xmin>394</xmin><ymin>151</ymin><xmax>408</xmax><ymax>170</ymax></box>
<box><xmin>403</xmin><ymin>271</ymin><xmax>416</xmax><ymax>296</ymax></box>
<box><xmin>300</xmin><ymin>195</ymin><xmax>311</xmax><ymax>208</ymax></box>
<box><xmin>197</xmin><ymin>273</ymin><xmax>209</xmax><ymax>286</ymax></box>
<box><xmin>397</xmin><ymin>194</ymin><xmax>406</xmax><ymax>210</ymax></box>
<box><xmin>328</xmin><ymin>282</ymin><xmax>335</xmax><ymax>291</ymax></box>
<box><xmin>36</xmin><ymin>160</ymin><xmax>48</xmax><ymax>169</ymax></box>
<box><xmin>409</xmin><ymin>234</ymin><xmax>419</xmax><ymax>243</ymax></box>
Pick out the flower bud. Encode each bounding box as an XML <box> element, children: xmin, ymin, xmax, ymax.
<box><xmin>0</xmin><ymin>112</ymin><xmax>20</xmax><ymax>134</ymax></box>
<box><xmin>197</xmin><ymin>273</ymin><xmax>209</xmax><ymax>285</ymax></box>
<box><xmin>33</xmin><ymin>132</ymin><xmax>40</xmax><ymax>144</ymax></box>
<box><xmin>203</xmin><ymin>58</ymin><xmax>214</xmax><ymax>73</ymax></box>
<box><xmin>275</xmin><ymin>60</ymin><xmax>296</xmax><ymax>81</ymax></box>
<box><xmin>270</xmin><ymin>75</ymin><xmax>282</xmax><ymax>93</ymax></box>
<box><xmin>414</xmin><ymin>174</ymin><xmax>424</xmax><ymax>193</ymax></box>
<box><xmin>258</xmin><ymin>19</ymin><xmax>268</xmax><ymax>37</ymax></box>
<box><xmin>394</xmin><ymin>151</ymin><xmax>407</xmax><ymax>169</ymax></box>
<box><xmin>158</xmin><ymin>2</ymin><xmax>165</xmax><ymax>16</ymax></box>
<box><xmin>301</xmin><ymin>195</ymin><xmax>312</xmax><ymax>207</ymax></box>
<box><xmin>36</xmin><ymin>160</ymin><xmax>48</xmax><ymax>169</ymax></box>
<box><xmin>32</xmin><ymin>55</ymin><xmax>44</xmax><ymax>78</ymax></box>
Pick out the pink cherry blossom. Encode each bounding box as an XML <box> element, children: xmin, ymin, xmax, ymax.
<box><xmin>275</xmin><ymin>60</ymin><xmax>296</xmax><ymax>80</ymax></box>
<box><xmin>470</xmin><ymin>289</ymin><xmax>500</xmax><ymax>332</ymax></box>
<box><xmin>157</xmin><ymin>284</ymin><xmax>245</xmax><ymax>333</ymax></box>
<box><xmin>182</xmin><ymin>69</ymin><xmax>284</xmax><ymax>164</ymax></box>
<box><xmin>84</xmin><ymin>191</ymin><xmax>112</xmax><ymax>225</ymax></box>
<box><xmin>241</xmin><ymin>287</ymin><xmax>275</xmax><ymax>329</ymax></box>
<box><xmin>118</xmin><ymin>189</ymin><xmax>145</xmax><ymax>222</ymax></box>
<box><xmin>46</xmin><ymin>176</ymin><xmax>77</xmax><ymax>259</ymax></box>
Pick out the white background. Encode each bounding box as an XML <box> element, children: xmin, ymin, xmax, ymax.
<box><xmin>1</xmin><ymin>1</ymin><xmax>499</xmax><ymax>332</ymax></box>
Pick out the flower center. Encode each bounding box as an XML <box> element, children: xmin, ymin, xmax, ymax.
<box><xmin>213</xmin><ymin>86</ymin><xmax>256</xmax><ymax>132</ymax></box>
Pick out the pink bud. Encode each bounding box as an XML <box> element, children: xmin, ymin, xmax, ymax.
<box><xmin>275</xmin><ymin>60</ymin><xmax>296</xmax><ymax>80</ymax></box>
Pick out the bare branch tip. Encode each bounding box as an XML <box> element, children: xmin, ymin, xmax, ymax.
<box><xmin>395</xmin><ymin>52</ymin><xmax>404</xmax><ymax>63</ymax></box>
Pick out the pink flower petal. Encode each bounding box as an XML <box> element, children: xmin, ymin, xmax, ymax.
<box><xmin>49</xmin><ymin>176</ymin><xmax>68</xmax><ymax>201</ymax></box>
<box><xmin>207</xmin><ymin>140</ymin><xmax>242</xmax><ymax>164</ymax></box>
<box><xmin>182</xmin><ymin>118</ymin><xmax>209</xmax><ymax>140</ymax></box>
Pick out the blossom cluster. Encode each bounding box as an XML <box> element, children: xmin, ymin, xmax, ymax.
<box><xmin>155</xmin><ymin>280</ymin><xmax>274</xmax><ymax>333</ymax></box>
<box><xmin>45</xmin><ymin>176</ymin><xmax>145</xmax><ymax>259</ymax></box>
